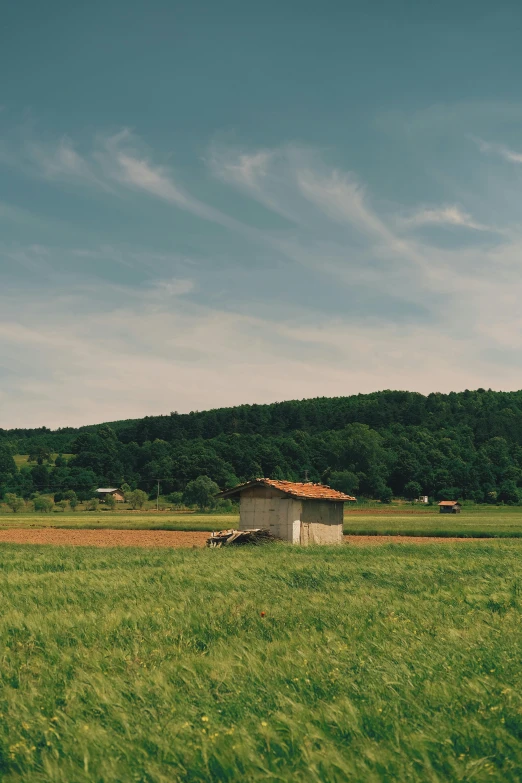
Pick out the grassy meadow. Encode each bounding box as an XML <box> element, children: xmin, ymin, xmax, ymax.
<box><xmin>3</xmin><ymin>505</ymin><xmax>522</xmax><ymax>538</ymax></box>
<box><xmin>12</xmin><ymin>455</ymin><xmax>74</xmax><ymax>469</ymax></box>
<box><xmin>1</xmin><ymin>542</ymin><xmax>522</xmax><ymax>781</ymax></box>
<box><xmin>343</xmin><ymin>506</ymin><xmax>522</xmax><ymax>538</ymax></box>
<box><xmin>0</xmin><ymin>511</ymin><xmax>231</xmax><ymax>532</ymax></box>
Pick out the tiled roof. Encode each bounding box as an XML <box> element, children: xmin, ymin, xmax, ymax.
<box><xmin>438</xmin><ymin>500</ymin><xmax>460</xmax><ymax>506</ymax></box>
<box><xmin>218</xmin><ymin>478</ymin><xmax>356</xmax><ymax>502</ymax></box>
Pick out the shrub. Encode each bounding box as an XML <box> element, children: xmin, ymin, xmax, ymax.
<box><xmin>380</xmin><ymin>486</ymin><xmax>393</xmax><ymax>504</ymax></box>
<box><xmin>64</xmin><ymin>490</ymin><xmax>79</xmax><ymax>511</ymax></box>
<box><xmin>167</xmin><ymin>491</ymin><xmax>184</xmax><ymax>508</ymax></box>
<box><xmin>86</xmin><ymin>498</ymin><xmax>99</xmax><ymax>511</ymax></box>
<box><xmin>126</xmin><ymin>489</ymin><xmax>148</xmax><ymax>510</ymax></box>
<box><xmin>4</xmin><ymin>493</ymin><xmax>25</xmax><ymax>513</ymax></box>
<box><xmin>105</xmin><ymin>493</ymin><xmax>117</xmax><ymax>511</ymax></box>
<box><xmin>33</xmin><ymin>496</ymin><xmax>54</xmax><ymax>513</ymax></box>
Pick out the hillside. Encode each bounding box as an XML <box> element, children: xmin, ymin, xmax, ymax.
<box><xmin>2</xmin><ymin>389</ymin><xmax>522</xmax><ymax>502</ymax></box>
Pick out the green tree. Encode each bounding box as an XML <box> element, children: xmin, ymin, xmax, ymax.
<box><xmin>86</xmin><ymin>498</ymin><xmax>99</xmax><ymax>511</ymax></box>
<box><xmin>183</xmin><ymin>476</ymin><xmax>220</xmax><ymax>511</ymax></box>
<box><xmin>27</xmin><ymin>447</ymin><xmax>52</xmax><ymax>465</ymax></box>
<box><xmin>0</xmin><ymin>446</ymin><xmax>16</xmax><ymax>479</ymax></box>
<box><xmin>404</xmin><ymin>481</ymin><xmax>423</xmax><ymax>500</ymax></box>
<box><xmin>33</xmin><ymin>495</ymin><xmax>54</xmax><ymax>513</ymax></box>
<box><xmin>4</xmin><ymin>493</ymin><xmax>25</xmax><ymax>512</ymax></box>
<box><xmin>64</xmin><ymin>490</ymin><xmax>79</xmax><ymax>511</ymax></box>
<box><xmin>329</xmin><ymin>470</ymin><xmax>359</xmax><ymax>496</ymax></box>
<box><xmin>127</xmin><ymin>489</ymin><xmax>148</xmax><ymax>510</ymax></box>
<box><xmin>380</xmin><ymin>486</ymin><xmax>393</xmax><ymax>504</ymax></box>
<box><xmin>56</xmin><ymin>500</ymin><xmax>68</xmax><ymax>512</ymax></box>
<box><xmin>105</xmin><ymin>493</ymin><xmax>117</xmax><ymax>511</ymax></box>
<box><xmin>121</xmin><ymin>483</ymin><xmax>131</xmax><ymax>499</ymax></box>
<box><xmin>498</xmin><ymin>480</ymin><xmax>520</xmax><ymax>505</ymax></box>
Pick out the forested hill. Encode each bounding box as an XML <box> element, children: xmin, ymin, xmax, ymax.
<box><xmin>3</xmin><ymin>389</ymin><xmax>522</xmax><ymax>502</ymax></box>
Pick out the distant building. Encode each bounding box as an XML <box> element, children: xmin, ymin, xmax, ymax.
<box><xmin>438</xmin><ymin>500</ymin><xmax>461</xmax><ymax>514</ymax></box>
<box><xmin>419</xmin><ymin>495</ymin><xmax>429</xmax><ymax>504</ymax></box>
<box><xmin>96</xmin><ymin>488</ymin><xmax>125</xmax><ymax>502</ymax></box>
<box><xmin>217</xmin><ymin>478</ymin><xmax>356</xmax><ymax>545</ymax></box>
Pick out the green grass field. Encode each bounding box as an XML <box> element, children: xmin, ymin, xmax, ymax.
<box><xmin>1</xmin><ymin>542</ymin><xmax>522</xmax><ymax>781</ymax></box>
<box><xmin>0</xmin><ymin>513</ymin><xmax>233</xmax><ymax>531</ymax></box>
<box><xmin>12</xmin><ymin>455</ymin><xmax>73</xmax><ymax>469</ymax></box>
<box><xmin>343</xmin><ymin>508</ymin><xmax>522</xmax><ymax>538</ymax></box>
<box><xmin>4</xmin><ymin>506</ymin><xmax>522</xmax><ymax>537</ymax></box>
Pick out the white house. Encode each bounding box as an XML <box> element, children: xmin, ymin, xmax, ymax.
<box><xmin>217</xmin><ymin>478</ymin><xmax>356</xmax><ymax>545</ymax></box>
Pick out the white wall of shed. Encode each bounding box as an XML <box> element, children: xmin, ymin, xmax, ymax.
<box><xmin>239</xmin><ymin>486</ymin><xmax>302</xmax><ymax>542</ymax></box>
<box><xmin>300</xmin><ymin>501</ymin><xmax>344</xmax><ymax>545</ymax></box>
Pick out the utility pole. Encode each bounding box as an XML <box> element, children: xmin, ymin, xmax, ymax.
<box><xmin>156</xmin><ymin>479</ymin><xmax>160</xmax><ymax>511</ymax></box>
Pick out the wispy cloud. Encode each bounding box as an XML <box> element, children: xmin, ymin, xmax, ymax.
<box><xmin>474</xmin><ymin>137</ymin><xmax>522</xmax><ymax>165</ymax></box>
<box><xmin>398</xmin><ymin>205</ymin><xmax>490</xmax><ymax>231</ymax></box>
<box><xmin>210</xmin><ymin>147</ymin><xmax>274</xmax><ymax>190</ymax></box>
<box><xmin>3</xmin><ymin>125</ymin><xmax>522</xmax><ymax>426</ymax></box>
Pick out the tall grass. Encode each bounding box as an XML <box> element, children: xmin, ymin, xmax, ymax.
<box><xmin>343</xmin><ymin>511</ymin><xmax>522</xmax><ymax>538</ymax></box>
<box><xmin>1</xmin><ymin>542</ymin><xmax>522</xmax><ymax>781</ymax></box>
<box><xmin>0</xmin><ymin>513</ymin><xmax>234</xmax><ymax>531</ymax></box>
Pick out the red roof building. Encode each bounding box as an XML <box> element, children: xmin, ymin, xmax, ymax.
<box><xmin>218</xmin><ymin>478</ymin><xmax>356</xmax><ymax>545</ymax></box>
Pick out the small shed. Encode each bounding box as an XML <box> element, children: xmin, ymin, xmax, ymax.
<box><xmin>96</xmin><ymin>487</ymin><xmax>125</xmax><ymax>502</ymax></box>
<box><xmin>438</xmin><ymin>500</ymin><xmax>461</xmax><ymax>514</ymax></box>
<box><xmin>217</xmin><ymin>478</ymin><xmax>356</xmax><ymax>545</ymax></box>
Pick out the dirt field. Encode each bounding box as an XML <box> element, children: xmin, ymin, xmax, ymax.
<box><xmin>0</xmin><ymin>529</ymin><xmax>494</xmax><ymax>547</ymax></box>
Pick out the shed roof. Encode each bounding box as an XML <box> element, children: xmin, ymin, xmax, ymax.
<box><xmin>96</xmin><ymin>488</ymin><xmax>120</xmax><ymax>493</ymax></box>
<box><xmin>217</xmin><ymin>478</ymin><xmax>356</xmax><ymax>502</ymax></box>
<box><xmin>437</xmin><ymin>500</ymin><xmax>460</xmax><ymax>506</ymax></box>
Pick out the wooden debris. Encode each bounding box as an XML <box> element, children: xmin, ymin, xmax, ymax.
<box><xmin>206</xmin><ymin>529</ymin><xmax>278</xmax><ymax>548</ymax></box>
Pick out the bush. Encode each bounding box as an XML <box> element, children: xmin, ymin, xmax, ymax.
<box><xmin>380</xmin><ymin>486</ymin><xmax>393</xmax><ymax>504</ymax></box>
<box><xmin>4</xmin><ymin>493</ymin><xmax>25</xmax><ymax>513</ymax></box>
<box><xmin>86</xmin><ymin>498</ymin><xmax>99</xmax><ymax>511</ymax></box>
<box><xmin>214</xmin><ymin>499</ymin><xmax>236</xmax><ymax>513</ymax></box>
<box><xmin>105</xmin><ymin>493</ymin><xmax>117</xmax><ymax>511</ymax></box>
<box><xmin>33</xmin><ymin>496</ymin><xmax>54</xmax><ymax>513</ymax></box>
<box><xmin>126</xmin><ymin>489</ymin><xmax>148</xmax><ymax>510</ymax></box>
<box><xmin>64</xmin><ymin>490</ymin><xmax>79</xmax><ymax>511</ymax></box>
<box><xmin>167</xmin><ymin>491</ymin><xmax>184</xmax><ymax>508</ymax></box>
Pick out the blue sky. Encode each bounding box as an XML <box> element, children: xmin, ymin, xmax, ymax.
<box><xmin>2</xmin><ymin>0</ymin><xmax>522</xmax><ymax>427</ymax></box>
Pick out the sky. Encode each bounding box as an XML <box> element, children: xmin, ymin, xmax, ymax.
<box><xmin>2</xmin><ymin>0</ymin><xmax>522</xmax><ymax>428</ymax></box>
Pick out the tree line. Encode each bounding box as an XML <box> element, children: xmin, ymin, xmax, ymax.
<box><xmin>2</xmin><ymin>388</ymin><xmax>522</xmax><ymax>503</ymax></box>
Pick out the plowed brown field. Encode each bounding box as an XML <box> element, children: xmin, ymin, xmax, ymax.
<box><xmin>0</xmin><ymin>529</ymin><xmax>490</xmax><ymax>547</ymax></box>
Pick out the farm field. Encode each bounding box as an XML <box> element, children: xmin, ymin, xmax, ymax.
<box><xmin>0</xmin><ymin>513</ymin><xmax>234</xmax><ymax>532</ymax></box>
<box><xmin>3</xmin><ymin>507</ymin><xmax>522</xmax><ymax>538</ymax></box>
<box><xmin>343</xmin><ymin>508</ymin><xmax>522</xmax><ymax>538</ymax></box>
<box><xmin>1</xmin><ymin>542</ymin><xmax>522</xmax><ymax>782</ymax></box>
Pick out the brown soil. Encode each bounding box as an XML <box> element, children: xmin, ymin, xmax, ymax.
<box><xmin>0</xmin><ymin>529</ymin><xmax>493</xmax><ymax>548</ymax></box>
<box><xmin>345</xmin><ymin>535</ymin><xmax>482</xmax><ymax>546</ymax></box>
<box><xmin>0</xmin><ymin>529</ymin><xmax>210</xmax><ymax>548</ymax></box>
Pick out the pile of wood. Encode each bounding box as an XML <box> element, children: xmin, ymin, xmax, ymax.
<box><xmin>207</xmin><ymin>528</ymin><xmax>277</xmax><ymax>548</ymax></box>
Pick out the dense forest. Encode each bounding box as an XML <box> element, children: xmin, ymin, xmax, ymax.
<box><xmin>3</xmin><ymin>388</ymin><xmax>522</xmax><ymax>503</ymax></box>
